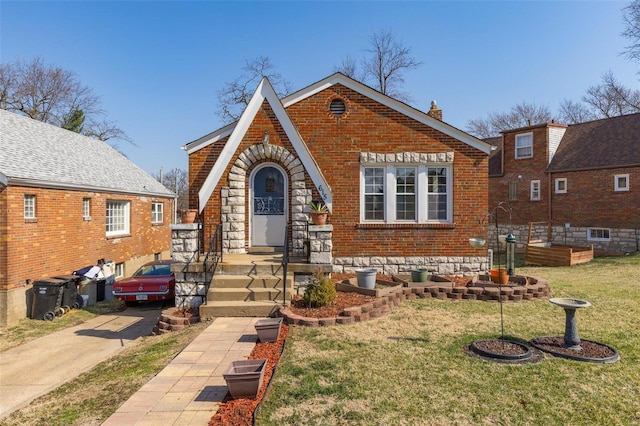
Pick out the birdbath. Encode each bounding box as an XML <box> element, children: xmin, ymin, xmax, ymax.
<box><xmin>549</xmin><ymin>297</ymin><xmax>592</xmax><ymax>350</ymax></box>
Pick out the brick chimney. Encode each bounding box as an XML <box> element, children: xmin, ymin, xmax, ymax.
<box><xmin>427</xmin><ymin>100</ymin><xmax>442</xmax><ymax>121</ymax></box>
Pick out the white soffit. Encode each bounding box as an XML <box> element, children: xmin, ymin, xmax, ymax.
<box><xmin>197</xmin><ymin>77</ymin><xmax>333</xmax><ymax>213</ymax></box>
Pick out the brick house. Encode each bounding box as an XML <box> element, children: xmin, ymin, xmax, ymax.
<box><xmin>185</xmin><ymin>73</ymin><xmax>492</xmax><ymax>277</ymax></box>
<box><xmin>0</xmin><ymin>110</ymin><xmax>175</xmax><ymax>326</ymax></box>
<box><xmin>489</xmin><ymin>113</ymin><xmax>640</xmax><ymax>253</ymax></box>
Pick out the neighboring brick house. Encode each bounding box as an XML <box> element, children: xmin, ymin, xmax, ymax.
<box><xmin>489</xmin><ymin>113</ymin><xmax>640</xmax><ymax>253</ymax></box>
<box><xmin>185</xmin><ymin>73</ymin><xmax>493</xmax><ymax>275</ymax></box>
<box><xmin>0</xmin><ymin>109</ymin><xmax>175</xmax><ymax>326</ymax></box>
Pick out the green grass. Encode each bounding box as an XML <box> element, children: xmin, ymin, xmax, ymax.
<box><xmin>256</xmin><ymin>253</ymin><xmax>640</xmax><ymax>425</ymax></box>
<box><xmin>0</xmin><ymin>299</ymin><xmax>125</xmax><ymax>353</ymax></box>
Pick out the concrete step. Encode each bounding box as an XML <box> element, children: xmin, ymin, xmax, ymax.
<box><xmin>219</xmin><ymin>263</ymin><xmax>284</xmax><ymax>276</ymax></box>
<box><xmin>210</xmin><ymin>274</ymin><xmax>291</xmax><ymax>289</ymax></box>
<box><xmin>199</xmin><ymin>301</ymin><xmax>282</xmax><ymax>319</ymax></box>
<box><xmin>207</xmin><ymin>287</ymin><xmax>291</xmax><ymax>302</ymax></box>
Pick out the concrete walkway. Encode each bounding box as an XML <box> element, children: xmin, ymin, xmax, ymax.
<box><xmin>0</xmin><ymin>305</ymin><xmax>163</xmax><ymax>421</ymax></box>
<box><xmin>102</xmin><ymin>317</ymin><xmax>260</xmax><ymax>425</ymax></box>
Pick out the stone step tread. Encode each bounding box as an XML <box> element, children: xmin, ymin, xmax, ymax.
<box><xmin>199</xmin><ymin>301</ymin><xmax>282</xmax><ymax>318</ymax></box>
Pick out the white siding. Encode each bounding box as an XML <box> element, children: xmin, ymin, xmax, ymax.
<box><xmin>548</xmin><ymin>127</ymin><xmax>567</xmax><ymax>164</ymax></box>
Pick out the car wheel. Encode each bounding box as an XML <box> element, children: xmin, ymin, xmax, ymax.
<box><xmin>125</xmin><ymin>301</ymin><xmax>138</xmax><ymax>307</ymax></box>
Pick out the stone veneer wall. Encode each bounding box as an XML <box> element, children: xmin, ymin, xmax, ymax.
<box><xmin>222</xmin><ymin>143</ymin><xmax>311</xmax><ymax>255</ymax></box>
<box><xmin>489</xmin><ymin>224</ymin><xmax>639</xmax><ymax>254</ymax></box>
<box><xmin>170</xmin><ymin>223</ymin><xmax>206</xmax><ymax>309</ymax></box>
<box><xmin>308</xmin><ymin>224</ymin><xmax>333</xmax><ymax>264</ymax></box>
<box><xmin>332</xmin><ymin>255</ymin><xmax>491</xmax><ymax>276</ymax></box>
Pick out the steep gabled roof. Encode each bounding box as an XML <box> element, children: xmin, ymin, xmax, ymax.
<box><xmin>184</xmin><ymin>73</ymin><xmax>492</xmax><ymax>155</ymax></box>
<box><xmin>547</xmin><ymin>113</ymin><xmax>640</xmax><ymax>172</ymax></box>
<box><xmin>197</xmin><ymin>77</ymin><xmax>332</xmax><ymax>213</ymax></box>
<box><xmin>0</xmin><ymin>109</ymin><xmax>174</xmax><ymax>197</ymax></box>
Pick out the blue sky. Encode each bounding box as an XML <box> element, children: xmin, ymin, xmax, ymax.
<box><xmin>1</xmin><ymin>1</ymin><xmax>637</xmax><ymax>176</ymax></box>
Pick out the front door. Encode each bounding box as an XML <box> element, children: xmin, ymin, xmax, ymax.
<box><xmin>251</xmin><ymin>164</ymin><xmax>286</xmax><ymax>247</ymax></box>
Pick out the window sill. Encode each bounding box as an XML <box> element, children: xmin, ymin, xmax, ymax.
<box><xmin>356</xmin><ymin>222</ymin><xmax>456</xmax><ymax>230</ymax></box>
<box><xmin>151</xmin><ymin>222</ymin><xmax>164</xmax><ymax>226</ymax></box>
<box><xmin>106</xmin><ymin>233</ymin><xmax>131</xmax><ymax>240</ymax></box>
<box><xmin>24</xmin><ymin>218</ymin><xmax>37</xmax><ymax>224</ymax></box>
<box><xmin>83</xmin><ymin>216</ymin><xmax>92</xmax><ymax>222</ymax></box>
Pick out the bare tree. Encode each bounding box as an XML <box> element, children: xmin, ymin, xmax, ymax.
<box><xmin>154</xmin><ymin>167</ymin><xmax>189</xmax><ymax>213</ymax></box>
<box><xmin>622</xmin><ymin>0</ymin><xmax>640</xmax><ymax>65</ymax></box>
<box><xmin>216</xmin><ymin>56</ymin><xmax>293</xmax><ymax>124</ymax></box>
<box><xmin>466</xmin><ymin>102</ymin><xmax>554</xmax><ymax>138</ymax></box>
<box><xmin>582</xmin><ymin>71</ymin><xmax>640</xmax><ymax>117</ymax></box>
<box><xmin>336</xmin><ymin>29</ymin><xmax>422</xmax><ymax>102</ymax></box>
<box><xmin>558</xmin><ymin>99</ymin><xmax>597</xmax><ymax>124</ymax></box>
<box><xmin>0</xmin><ymin>57</ymin><xmax>128</xmax><ymax>143</ymax></box>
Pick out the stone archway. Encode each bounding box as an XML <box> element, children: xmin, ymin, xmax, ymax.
<box><xmin>221</xmin><ymin>144</ymin><xmax>309</xmax><ymax>255</ymax></box>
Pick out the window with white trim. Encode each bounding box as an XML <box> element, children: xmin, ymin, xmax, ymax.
<box><xmin>515</xmin><ymin>133</ymin><xmax>533</xmax><ymax>159</ymax></box>
<box><xmin>508</xmin><ymin>181</ymin><xmax>518</xmax><ymax>201</ymax></box>
<box><xmin>114</xmin><ymin>263</ymin><xmax>124</xmax><ymax>278</ymax></box>
<box><xmin>361</xmin><ymin>165</ymin><xmax>451</xmax><ymax>223</ymax></box>
<box><xmin>151</xmin><ymin>202</ymin><xmax>163</xmax><ymax>223</ymax></box>
<box><xmin>83</xmin><ymin>198</ymin><xmax>91</xmax><ymax>219</ymax></box>
<box><xmin>395</xmin><ymin>167</ymin><xmax>416</xmax><ymax>220</ymax></box>
<box><xmin>364</xmin><ymin>167</ymin><xmax>385</xmax><ymax>220</ymax></box>
<box><xmin>106</xmin><ymin>200</ymin><xmax>130</xmax><ymax>236</ymax></box>
<box><xmin>587</xmin><ymin>228</ymin><xmax>610</xmax><ymax>241</ymax></box>
<box><xmin>614</xmin><ymin>174</ymin><xmax>629</xmax><ymax>192</ymax></box>
<box><xmin>24</xmin><ymin>194</ymin><xmax>36</xmax><ymax>219</ymax></box>
<box><xmin>555</xmin><ymin>178</ymin><xmax>567</xmax><ymax>194</ymax></box>
<box><xmin>530</xmin><ymin>180</ymin><xmax>541</xmax><ymax>201</ymax></box>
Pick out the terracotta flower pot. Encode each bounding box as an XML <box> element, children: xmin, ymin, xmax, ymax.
<box><xmin>490</xmin><ymin>268</ymin><xmax>509</xmax><ymax>285</ymax></box>
<box><xmin>310</xmin><ymin>212</ymin><xmax>328</xmax><ymax>225</ymax></box>
<box><xmin>181</xmin><ymin>209</ymin><xmax>198</xmax><ymax>224</ymax></box>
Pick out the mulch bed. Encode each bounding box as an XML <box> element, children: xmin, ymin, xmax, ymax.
<box><xmin>531</xmin><ymin>336</ymin><xmax>619</xmax><ymax>361</ymax></box>
<box><xmin>209</xmin><ymin>324</ymin><xmax>289</xmax><ymax>426</ymax></box>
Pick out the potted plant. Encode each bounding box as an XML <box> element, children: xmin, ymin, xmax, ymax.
<box><xmin>309</xmin><ymin>200</ymin><xmax>329</xmax><ymax>225</ymax></box>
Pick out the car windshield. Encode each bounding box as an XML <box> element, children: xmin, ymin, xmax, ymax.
<box><xmin>133</xmin><ymin>264</ymin><xmax>171</xmax><ymax>277</ymax></box>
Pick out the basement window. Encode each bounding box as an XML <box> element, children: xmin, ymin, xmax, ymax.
<box><xmin>587</xmin><ymin>228</ymin><xmax>610</xmax><ymax>242</ymax></box>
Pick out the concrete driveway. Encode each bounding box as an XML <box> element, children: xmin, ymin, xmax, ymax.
<box><xmin>0</xmin><ymin>302</ymin><xmax>163</xmax><ymax>421</ymax></box>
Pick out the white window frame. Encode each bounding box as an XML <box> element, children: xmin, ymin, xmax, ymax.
<box><xmin>83</xmin><ymin>198</ymin><xmax>91</xmax><ymax>219</ymax></box>
<box><xmin>515</xmin><ymin>132</ymin><xmax>533</xmax><ymax>159</ymax></box>
<box><xmin>555</xmin><ymin>178</ymin><xmax>567</xmax><ymax>194</ymax></box>
<box><xmin>24</xmin><ymin>194</ymin><xmax>36</xmax><ymax>219</ymax></box>
<box><xmin>395</xmin><ymin>167</ymin><xmax>416</xmax><ymax>221</ymax></box>
<box><xmin>614</xmin><ymin>174</ymin><xmax>629</xmax><ymax>192</ymax></box>
<box><xmin>587</xmin><ymin>228</ymin><xmax>610</xmax><ymax>242</ymax></box>
<box><xmin>151</xmin><ymin>201</ymin><xmax>163</xmax><ymax>224</ymax></box>
<box><xmin>530</xmin><ymin>180</ymin><xmax>541</xmax><ymax>201</ymax></box>
<box><xmin>106</xmin><ymin>200</ymin><xmax>130</xmax><ymax>237</ymax></box>
<box><xmin>114</xmin><ymin>263</ymin><xmax>124</xmax><ymax>278</ymax></box>
<box><xmin>360</xmin><ymin>164</ymin><xmax>452</xmax><ymax>224</ymax></box>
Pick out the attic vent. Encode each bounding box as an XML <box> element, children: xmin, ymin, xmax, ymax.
<box><xmin>329</xmin><ymin>99</ymin><xmax>346</xmax><ymax>116</ymax></box>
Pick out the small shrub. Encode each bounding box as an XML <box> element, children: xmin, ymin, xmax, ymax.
<box><xmin>303</xmin><ymin>273</ymin><xmax>336</xmax><ymax>307</ymax></box>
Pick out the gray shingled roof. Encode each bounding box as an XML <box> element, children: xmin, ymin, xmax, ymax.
<box><xmin>547</xmin><ymin>113</ymin><xmax>640</xmax><ymax>172</ymax></box>
<box><xmin>0</xmin><ymin>109</ymin><xmax>174</xmax><ymax>197</ymax></box>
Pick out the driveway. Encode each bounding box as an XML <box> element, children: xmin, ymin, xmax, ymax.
<box><xmin>0</xmin><ymin>302</ymin><xmax>163</xmax><ymax>421</ymax></box>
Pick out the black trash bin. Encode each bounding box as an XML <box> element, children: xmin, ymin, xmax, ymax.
<box><xmin>53</xmin><ymin>274</ymin><xmax>82</xmax><ymax>310</ymax></box>
<box><xmin>96</xmin><ymin>278</ymin><xmax>106</xmax><ymax>302</ymax></box>
<box><xmin>31</xmin><ymin>278</ymin><xmax>66</xmax><ymax>321</ymax></box>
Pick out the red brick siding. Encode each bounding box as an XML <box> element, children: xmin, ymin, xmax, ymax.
<box><xmin>490</xmin><ymin>126</ymin><xmax>550</xmax><ymax>224</ymax></box>
<box><xmin>190</xmin><ymin>84</ymin><xmax>489</xmax><ymax>257</ymax></box>
<box><xmin>1</xmin><ymin>186</ymin><xmax>172</xmax><ymax>292</ymax></box>
<box><xmin>0</xmin><ymin>186</ymin><xmax>7</xmax><ymax>290</ymax></box>
<box><xmin>551</xmin><ymin>167</ymin><xmax>640</xmax><ymax>228</ymax></box>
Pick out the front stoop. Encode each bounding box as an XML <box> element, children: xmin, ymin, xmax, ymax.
<box><xmin>199</xmin><ymin>254</ymin><xmax>294</xmax><ymax>319</ymax></box>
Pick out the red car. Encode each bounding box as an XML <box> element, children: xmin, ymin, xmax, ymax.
<box><xmin>112</xmin><ymin>260</ymin><xmax>175</xmax><ymax>306</ymax></box>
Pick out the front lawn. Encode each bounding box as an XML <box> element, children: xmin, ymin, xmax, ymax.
<box><xmin>256</xmin><ymin>254</ymin><xmax>640</xmax><ymax>425</ymax></box>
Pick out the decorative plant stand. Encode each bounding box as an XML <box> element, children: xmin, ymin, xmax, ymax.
<box><xmin>223</xmin><ymin>359</ymin><xmax>267</xmax><ymax>399</ymax></box>
<box><xmin>254</xmin><ymin>317</ymin><xmax>283</xmax><ymax>343</ymax></box>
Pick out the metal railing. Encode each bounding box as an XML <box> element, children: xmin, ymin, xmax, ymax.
<box><xmin>282</xmin><ymin>222</ymin><xmax>290</xmax><ymax>306</ymax></box>
<box><xmin>202</xmin><ymin>223</ymin><xmax>223</xmax><ymax>303</ymax></box>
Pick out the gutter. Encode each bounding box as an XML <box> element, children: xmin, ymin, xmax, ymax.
<box><xmin>6</xmin><ymin>177</ymin><xmax>175</xmax><ymax>199</ymax></box>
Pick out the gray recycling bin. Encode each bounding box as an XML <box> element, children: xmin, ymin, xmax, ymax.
<box><xmin>31</xmin><ymin>278</ymin><xmax>66</xmax><ymax>321</ymax></box>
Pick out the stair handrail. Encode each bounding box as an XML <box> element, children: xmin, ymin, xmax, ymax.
<box><xmin>203</xmin><ymin>223</ymin><xmax>223</xmax><ymax>302</ymax></box>
<box><xmin>282</xmin><ymin>221</ymin><xmax>290</xmax><ymax>306</ymax></box>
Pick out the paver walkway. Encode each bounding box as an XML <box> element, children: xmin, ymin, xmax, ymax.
<box><xmin>0</xmin><ymin>305</ymin><xmax>162</xmax><ymax>421</ymax></box>
<box><xmin>102</xmin><ymin>317</ymin><xmax>260</xmax><ymax>426</ymax></box>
